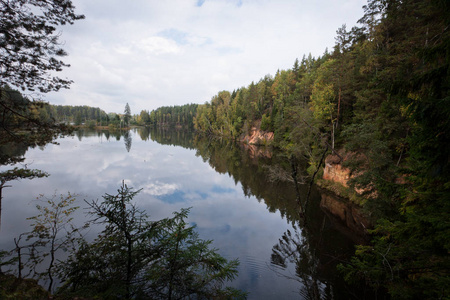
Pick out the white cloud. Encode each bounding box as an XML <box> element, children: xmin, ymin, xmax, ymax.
<box><xmin>142</xmin><ymin>181</ymin><xmax>179</xmax><ymax>196</ymax></box>
<box><xmin>45</xmin><ymin>0</ymin><xmax>367</xmax><ymax>113</ymax></box>
<box><xmin>136</xmin><ymin>36</ymin><xmax>182</xmax><ymax>55</ymax></box>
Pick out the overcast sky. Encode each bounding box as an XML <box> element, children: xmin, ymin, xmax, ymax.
<box><xmin>45</xmin><ymin>0</ymin><xmax>367</xmax><ymax>114</ymax></box>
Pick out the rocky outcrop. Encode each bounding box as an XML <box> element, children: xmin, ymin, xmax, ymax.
<box><xmin>323</xmin><ymin>155</ymin><xmax>351</xmax><ymax>187</ymax></box>
<box><xmin>242</xmin><ymin>127</ymin><xmax>274</xmax><ymax>145</ymax></box>
<box><xmin>321</xmin><ymin>149</ymin><xmax>373</xmax><ymax>236</ymax></box>
<box><xmin>323</xmin><ymin>150</ymin><xmax>366</xmax><ymax>194</ymax></box>
<box><xmin>239</xmin><ymin>127</ymin><xmax>274</xmax><ymax>158</ymax></box>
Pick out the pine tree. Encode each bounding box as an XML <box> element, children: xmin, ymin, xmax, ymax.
<box><xmin>124</xmin><ymin>103</ymin><xmax>131</xmax><ymax>127</ymax></box>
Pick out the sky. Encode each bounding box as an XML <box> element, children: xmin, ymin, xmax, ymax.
<box><xmin>44</xmin><ymin>0</ymin><xmax>368</xmax><ymax>114</ymax></box>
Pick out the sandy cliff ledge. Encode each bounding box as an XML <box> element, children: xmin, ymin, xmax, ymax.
<box><xmin>322</xmin><ymin>150</ymin><xmax>368</xmax><ymax>195</ymax></box>
<box><xmin>241</xmin><ymin>127</ymin><xmax>274</xmax><ymax>145</ymax></box>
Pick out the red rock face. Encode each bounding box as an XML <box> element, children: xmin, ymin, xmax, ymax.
<box><xmin>323</xmin><ymin>162</ymin><xmax>351</xmax><ymax>187</ymax></box>
<box><xmin>243</xmin><ymin>127</ymin><xmax>274</xmax><ymax>145</ymax></box>
<box><xmin>322</xmin><ymin>150</ymin><xmax>368</xmax><ymax>195</ymax></box>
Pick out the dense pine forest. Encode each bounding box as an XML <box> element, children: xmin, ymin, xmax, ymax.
<box><xmin>142</xmin><ymin>1</ymin><xmax>450</xmax><ymax>298</ymax></box>
<box><xmin>139</xmin><ymin>104</ymin><xmax>198</xmax><ymax>128</ymax></box>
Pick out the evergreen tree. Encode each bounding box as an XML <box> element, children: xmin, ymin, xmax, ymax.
<box><xmin>124</xmin><ymin>103</ymin><xmax>131</xmax><ymax>127</ymax></box>
<box><xmin>57</xmin><ymin>183</ymin><xmax>244</xmax><ymax>299</ymax></box>
<box><xmin>338</xmin><ymin>1</ymin><xmax>450</xmax><ymax>298</ymax></box>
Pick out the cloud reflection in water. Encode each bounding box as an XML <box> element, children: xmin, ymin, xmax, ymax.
<box><xmin>0</xmin><ymin>128</ymin><xmax>352</xmax><ymax>299</ymax></box>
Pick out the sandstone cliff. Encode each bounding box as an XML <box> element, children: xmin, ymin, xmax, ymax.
<box><xmin>239</xmin><ymin>127</ymin><xmax>274</xmax><ymax>158</ymax></box>
<box><xmin>320</xmin><ymin>149</ymin><xmax>372</xmax><ymax>232</ymax></box>
<box><xmin>322</xmin><ymin>150</ymin><xmax>366</xmax><ymax>195</ymax></box>
<box><xmin>241</xmin><ymin>126</ymin><xmax>274</xmax><ymax>145</ymax></box>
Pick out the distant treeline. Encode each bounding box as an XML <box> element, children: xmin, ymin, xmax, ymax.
<box><xmin>137</xmin><ymin>104</ymin><xmax>198</xmax><ymax>129</ymax></box>
<box><xmin>49</xmin><ymin>105</ymin><xmax>109</xmax><ymax>126</ymax></box>
<box><xmin>0</xmin><ymin>85</ymin><xmax>197</xmax><ymax>130</ymax></box>
<box><xmin>0</xmin><ymin>92</ymin><xmax>130</xmax><ymax>128</ymax></box>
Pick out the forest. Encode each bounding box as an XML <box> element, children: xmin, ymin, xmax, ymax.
<box><xmin>138</xmin><ymin>104</ymin><xmax>199</xmax><ymax>128</ymax></box>
<box><xmin>143</xmin><ymin>1</ymin><xmax>450</xmax><ymax>298</ymax></box>
<box><xmin>0</xmin><ymin>89</ymin><xmax>135</xmax><ymax>131</ymax></box>
<box><xmin>1</xmin><ymin>0</ymin><xmax>449</xmax><ymax>298</ymax></box>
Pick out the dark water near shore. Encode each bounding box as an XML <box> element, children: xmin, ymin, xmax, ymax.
<box><xmin>0</xmin><ymin>127</ymin><xmax>369</xmax><ymax>299</ymax></box>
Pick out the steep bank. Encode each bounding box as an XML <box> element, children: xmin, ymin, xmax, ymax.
<box><xmin>318</xmin><ymin>149</ymin><xmax>372</xmax><ymax>232</ymax></box>
<box><xmin>239</xmin><ymin>129</ymin><xmax>372</xmax><ymax>234</ymax></box>
<box><xmin>240</xmin><ymin>126</ymin><xmax>274</xmax><ymax>146</ymax></box>
<box><xmin>240</xmin><ymin>126</ymin><xmax>274</xmax><ymax>159</ymax></box>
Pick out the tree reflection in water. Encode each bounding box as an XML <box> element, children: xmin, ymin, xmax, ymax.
<box><xmin>271</xmin><ymin>222</ymin><xmax>329</xmax><ymax>300</ymax></box>
<box><xmin>1</xmin><ymin>127</ymin><xmax>377</xmax><ymax>298</ymax></box>
<box><xmin>124</xmin><ymin>131</ymin><xmax>132</xmax><ymax>152</ymax></box>
<box><xmin>145</xmin><ymin>127</ymin><xmax>373</xmax><ymax>299</ymax></box>
<box><xmin>72</xmin><ymin>128</ymin><xmax>134</xmax><ymax>152</ymax></box>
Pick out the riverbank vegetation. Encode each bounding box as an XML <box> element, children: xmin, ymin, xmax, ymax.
<box><xmin>0</xmin><ymin>184</ymin><xmax>244</xmax><ymax>299</ymax></box>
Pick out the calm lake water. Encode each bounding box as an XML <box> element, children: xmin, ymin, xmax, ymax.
<box><xmin>0</xmin><ymin>127</ymin><xmax>366</xmax><ymax>299</ymax></box>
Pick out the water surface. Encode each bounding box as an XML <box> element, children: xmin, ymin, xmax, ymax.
<box><xmin>0</xmin><ymin>127</ymin><xmax>362</xmax><ymax>299</ymax></box>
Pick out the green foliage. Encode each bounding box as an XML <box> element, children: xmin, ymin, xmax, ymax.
<box><xmin>316</xmin><ymin>179</ymin><xmax>365</xmax><ymax>206</ymax></box>
<box><xmin>260</xmin><ymin>113</ymin><xmax>271</xmax><ymax>131</ymax></box>
<box><xmin>0</xmin><ymin>86</ymin><xmax>73</xmax><ymax>149</ymax></box>
<box><xmin>339</xmin><ymin>213</ymin><xmax>450</xmax><ymax>299</ymax></box>
<box><xmin>52</xmin><ymin>104</ymin><xmax>108</xmax><ymax>126</ymax></box>
<box><xmin>85</xmin><ymin>120</ymin><xmax>96</xmax><ymax>129</ymax></box>
<box><xmin>137</xmin><ymin>109</ymin><xmax>151</xmax><ymax>125</ymax></box>
<box><xmin>0</xmin><ymin>0</ymin><xmax>84</xmax><ymax>92</ymax></box>
<box><xmin>24</xmin><ymin>192</ymin><xmax>84</xmax><ymax>292</ymax></box>
<box><xmin>0</xmin><ymin>0</ymin><xmax>82</xmax><ymax>160</ymax></box>
<box><xmin>0</xmin><ymin>274</ymin><xmax>50</xmax><ymax>299</ymax></box>
<box><xmin>143</xmin><ymin>209</ymin><xmax>244</xmax><ymax>299</ymax></box>
<box><xmin>1</xmin><ymin>183</ymin><xmax>244</xmax><ymax>298</ymax></box>
<box><xmin>187</xmin><ymin>0</ymin><xmax>450</xmax><ymax>298</ymax></box>
<box><xmin>150</xmin><ymin>103</ymin><xmax>198</xmax><ymax>129</ymax></box>
<box><xmin>1</xmin><ymin>0</ymin><xmax>447</xmax><ymax>297</ymax></box>
<box><xmin>123</xmin><ymin>103</ymin><xmax>131</xmax><ymax>127</ymax></box>
<box><xmin>310</xmin><ymin>81</ymin><xmax>335</xmax><ymax>124</ymax></box>
<box><xmin>336</xmin><ymin>0</ymin><xmax>450</xmax><ymax>298</ymax></box>
<box><xmin>57</xmin><ymin>182</ymin><xmax>244</xmax><ymax>299</ymax></box>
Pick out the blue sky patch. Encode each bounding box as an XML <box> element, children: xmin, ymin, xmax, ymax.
<box><xmin>158</xmin><ymin>28</ymin><xmax>188</xmax><ymax>45</ymax></box>
<box><xmin>157</xmin><ymin>190</ymin><xmax>186</xmax><ymax>203</ymax></box>
<box><xmin>196</xmin><ymin>191</ymin><xmax>208</xmax><ymax>199</ymax></box>
<box><xmin>212</xmin><ymin>185</ymin><xmax>234</xmax><ymax>194</ymax></box>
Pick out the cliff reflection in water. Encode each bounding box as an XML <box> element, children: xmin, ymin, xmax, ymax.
<box><xmin>147</xmin><ymin>127</ymin><xmax>371</xmax><ymax>299</ymax></box>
